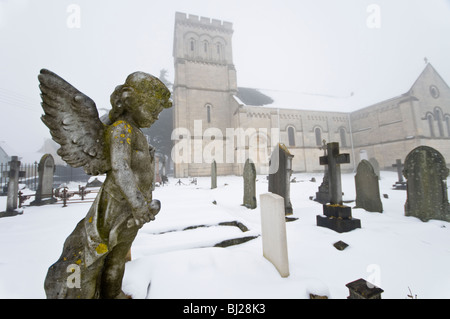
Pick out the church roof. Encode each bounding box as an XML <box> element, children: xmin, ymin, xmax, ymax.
<box><xmin>236</xmin><ymin>63</ymin><xmax>448</xmax><ymax>114</ymax></box>
<box><xmin>235</xmin><ymin>87</ymin><xmax>362</xmax><ymax>113</ymax></box>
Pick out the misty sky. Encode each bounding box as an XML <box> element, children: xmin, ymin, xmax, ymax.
<box><xmin>1</xmin><ymin>0</ymin><xmax>449</xmax><ymax>160</ymax></box>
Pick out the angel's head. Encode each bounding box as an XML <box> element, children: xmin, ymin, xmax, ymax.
<box><xmin>109</xmin><ymin>72</ymin><xmax>172</xmax><ymax>128</ymax></box>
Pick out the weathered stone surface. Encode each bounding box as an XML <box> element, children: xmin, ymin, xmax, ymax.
<box><xmin>346</xmin><ymin>278</ymin><xmax>384</xmax><ymax>299</ymax></box>
<box><xmin>243</xmin><ymin>159</ymin><xmax>257</xmax><ymax>209</ymax></box>
<box><xmin>403</xmin><ymin>146</ymin><xmax>450</xmax><ymax>222</ymax></box>
<box><xmin>31</xmin><ymin>154</ymin><xmax>57</xmax><ymax>206</ymax></box>
<box><xmin>39</xmin><ymin>69</ymin><xmax>171</xmax><ymax>299</ymax></box>
<box><xmin>354</xmin><ymin>160</ymin><xmax>383</xmax><ymax>213</ymax></box>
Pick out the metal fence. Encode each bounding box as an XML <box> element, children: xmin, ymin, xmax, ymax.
<box><xmin>1</xmin><ymin>162</ymin><xmax>90</xmax><ymax>194</ymax></box>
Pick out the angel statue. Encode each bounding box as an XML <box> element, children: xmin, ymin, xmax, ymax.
<box><xmin>39</xmin><ymin>69</ymin><xmax>172</xmax><ymax>299</ymax></box>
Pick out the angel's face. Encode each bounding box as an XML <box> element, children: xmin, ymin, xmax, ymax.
<box><xmin>129</xmin><ymin>92</ymin><xmax>171</xmax><ymax>128</ymax></box>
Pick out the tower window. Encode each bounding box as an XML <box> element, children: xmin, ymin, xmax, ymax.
<box><xmin>204</xmin><ymin>42</ymin><xmax>208</xmax><ymax>53</ymax></box>
<box><xmin>427</xmin><ymin>114</ymin><xmax>435</xmax><ymax>137</ymax></box>
<box><xmin>315</xmin><ymin>127</ymin><xmax>322</xmax><ymax>146</ymax></box>
<box><xmin>339</xmin><ymin>128</ymin><xmax>347</xmax><ymax>147</ymax></box>
<box><xmin>206</xmin><ymin>104</ymin><xmax>211</xmax><ymax>123</ymax></box>
<box><xmin>287</xmin><ymin>127</ymin><xmax>295</xmax><ymax>146</ymax></box>
<box><xmin>190</xmin><ymin>39</ymin><xmax>195</xmax><ymax>51</ymax></box>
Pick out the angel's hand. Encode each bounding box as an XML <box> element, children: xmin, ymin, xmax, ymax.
<box><xmin>127</xmin><ymin>199</ymin><xmax>161</xmax><ymax>228</ymax></box>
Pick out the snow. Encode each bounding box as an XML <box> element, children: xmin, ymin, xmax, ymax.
<box><xmin>1</xmin><ymin>171</ymin><xmax>450</xmax><ymax>299</ymax></box>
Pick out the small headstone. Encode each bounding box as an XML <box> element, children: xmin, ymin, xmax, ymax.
<box><xmin>354</xmin><ymin>160</ymin><xmax>383</xmax><ymax>213</ymax></box>
<box><xmin>211</xmin><ymin>160</ymin><xmax>217</xmax><ymax>189</ymax></box>
<box><xmin>260</xmin><ymin>193</ymin><xmax>289</xmax><ymax>278</ymax></box>
<box><xmin>242</xmin><ymin>159</ymin><xmax>257</xmax><ymax>209</ymax></box>
<box><xmin>0</xmin><ymin>156</ymin><xmax>23</xmax><ymax>218</ymax></box>
<box><xmin>346</xmin><ymin>278</ymin><xmax>384</xmax><ymax>299</ymax></box>
<box><xmin>316</xmin><ymin>142</ymin><xmax>361</xmax><ymax>233</ymax></box>
<box><xmin>392</xmin><ymin>159</ymin><xmax>406</xmax><ymax>190</ymax></box>
<box><xmin>403</xmin><ymin>146</ymin><xmax>450</xmax><ymax>222</ymax></box>
<box><xmin>268</xmin><ymin>143</ymin><xmax>294</xmax><ymax>215</ymax></box>
<box><xmin>31</xmin><ymin>154</ymin><xmax>57</xmax><ymax>206</ymax></box>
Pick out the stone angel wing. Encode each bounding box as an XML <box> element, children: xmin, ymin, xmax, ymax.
<box><xmin>39</xmin><ymin>69</ymin><xmax>111</xmax><ymax>175</ymax></box>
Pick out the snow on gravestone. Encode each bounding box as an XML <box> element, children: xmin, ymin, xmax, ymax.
<box><xmin>260</xmin><ymin>193</ymin><xmax>289</xmax><ymax>278</ymax></box>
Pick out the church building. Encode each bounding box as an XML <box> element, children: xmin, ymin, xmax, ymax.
<box><xmin>172</xmin><ymin>12</ymin><xmax>450</xmax><ymax>178</ymax></box>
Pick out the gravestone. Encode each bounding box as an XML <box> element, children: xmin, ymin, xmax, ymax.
<box><xmin>211</xmin><ymin>160</ymin><xmax>217</xmax><ymax>189</ymax></box>
<box><xmin>403</xmin><ymin>146</ymin><xmax>450</xmax><ymax>222</ymax></box>
<box><xmin>314</xmin><ymin>139</ymin><xmax>330</xmax><ymax>204</ymax></box>
<box><xmin>31</xmin><ymin>154</ymin><xmax>57</xmax><ymax>206</ymax></box>
<box><xmin>260</xmin><ymin>193</ymin><xmax>289</xmax><ymax>278</ymax></box>
<box><xmin>354</xmin><ymin>160</ymin><xmax>383</xmax><ymax>213</ymax></box>
<box><xmin>0</xmin><ymin>156</ymin><xmax>23</xmax><ymax>218</ymax></box>
<box><xmin>316</xmin><ymin>142</ymin><xmax>361</xmax><ymax>233</ymax></box>
<box><xmin>243</xmin><ymin>159</ymin><xmax>257</xmax><ymax>209</ymax></box>
<box><xmin>392</xmin><ymin>159</ymin><xmax>406</xmax><ymax>190</ymax></box>
<box><xmin>268</xmin><ymin>143</ymin><xmax>294</xmax><ymax>215</ymax></box>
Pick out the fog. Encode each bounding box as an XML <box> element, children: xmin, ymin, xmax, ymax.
<box><xmin>1</xmin><ymin>0</ymin><xmax>449</xmax><ymax>160</ymax></box>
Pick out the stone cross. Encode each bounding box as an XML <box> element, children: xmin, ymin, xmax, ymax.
<box><xmin>403</xmin><ymin>146</ymin><xmax>450</xmax><ymax>222</ymax></box>
<box><xmin>6</xmin><ymin>156</ymin><xmax>21</xmax><ymax>212</ymax></box>
<box><xmin>260</xmin><ymin>193</ymin><xmax>289</xmax><ymax>278</ymax></box>
<box><xmin>319</xmin><ymin>142</ymin><xmax>350</xmax><ymax>205</ymax></box>
<box><xmin>31</xmin><ymin>154</ymin><xmax>56</xmax><ymax>206</ymax></box>
<box><xmin>392</xmin><ymin>159</ymin><xmax>404</xmax><ymax>183</ymax></box>
<box><xmin>211</xmin><ymin>160</ymin><xmax>217</xmax><ymax>189</ymax></box>
<box><xmin>243</xmin><ymin>159</ymin><xmax>257</xmax><ymax>209</ymax></box>
<box><xmin>314</xmin><ymin>139</ymin><xmax>330</xmax><ymax>204</ymax></box>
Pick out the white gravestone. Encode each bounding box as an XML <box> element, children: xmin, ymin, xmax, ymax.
<box><xmin>260</xmin><ymin>193</ymin><xmax>289</xmax><ymax>278</ymax></box>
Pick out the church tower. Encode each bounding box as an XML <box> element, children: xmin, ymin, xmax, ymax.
<box><xmin>172</xmin><ymin>12</ymin><xmax>238</xmax><ymax>177</ymax></box>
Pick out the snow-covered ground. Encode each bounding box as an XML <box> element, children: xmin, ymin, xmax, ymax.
<box><xmin>0</xmin><ymin>171</ymin><xmax>449</xmax><ymax>299</ymax></box>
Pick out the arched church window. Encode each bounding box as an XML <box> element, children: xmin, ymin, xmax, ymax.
<box><xmin>434</xmin><ymin>107</ymin><xmax>444</xmax><ymax>137</ymax></box>
<box><xmin>206</xmin><ymin>104</ymin><xmax>212</xmax><ymax>123</ymax></box>
<box><xmin>339</xmin><ymin>128</ymin><xmax>347</xmax><ymax>147</ymax></box>
<box><xmin>204</xmin><ymin>41</ymin><xmax>208</xmax><ymax>53</ymax></box>
<box><xmin>315</xmin><ymin>127</ymin><xmax>322</xmax><ymax>146</ymax></box>
<box><xmin>427</xmin><ymin>114</ymin><xmax>435</xmax><ymax>137</ymax></box>
<box><xmin>446</xmin><ymin>116</ymin><xmax>450</xmax><ymax>137</ymax></box>
<box><xmin>287</xmin><ymin>127</ymin><xmax>295</xmax><ymax>146</ymax></box>
<box><xmin>190</xmin><ymin>39</ymin><xmax>195</xmax><ymax>51</ymax></box>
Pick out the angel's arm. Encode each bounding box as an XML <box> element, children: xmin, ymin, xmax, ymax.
<box><xmin>108</xmin><ymin>122</ymin><xmax>153</xmax><ymax>225</ymax></box>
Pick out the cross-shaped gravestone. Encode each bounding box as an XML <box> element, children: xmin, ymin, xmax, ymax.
<box><xmin>0</xmin><ymin>156</ymin><xmax>23</xmax><ymax>218</ymax></box>
<box><xmin>392</xmin><ymin>159</ymin><xmax>404</xmax><ymax>183</ymax></box>
<box><xmin>316</xmin><ymin>142</ymin><xmax>361</xmax><ymax>233</ymax></box>
<box><xmin>314</xmin><ymin>139</ymin><xmax>330</xmax><ymax>204</ymax></box>
<box><xmin>392</xmin><ymin>159</ymin><xmax>406</xmax><ymax>190</ymax></box>
<box><xmin>319</xmin><ymin>142</ymin><xmax>350</xmax><ymax>205</ymax></box>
